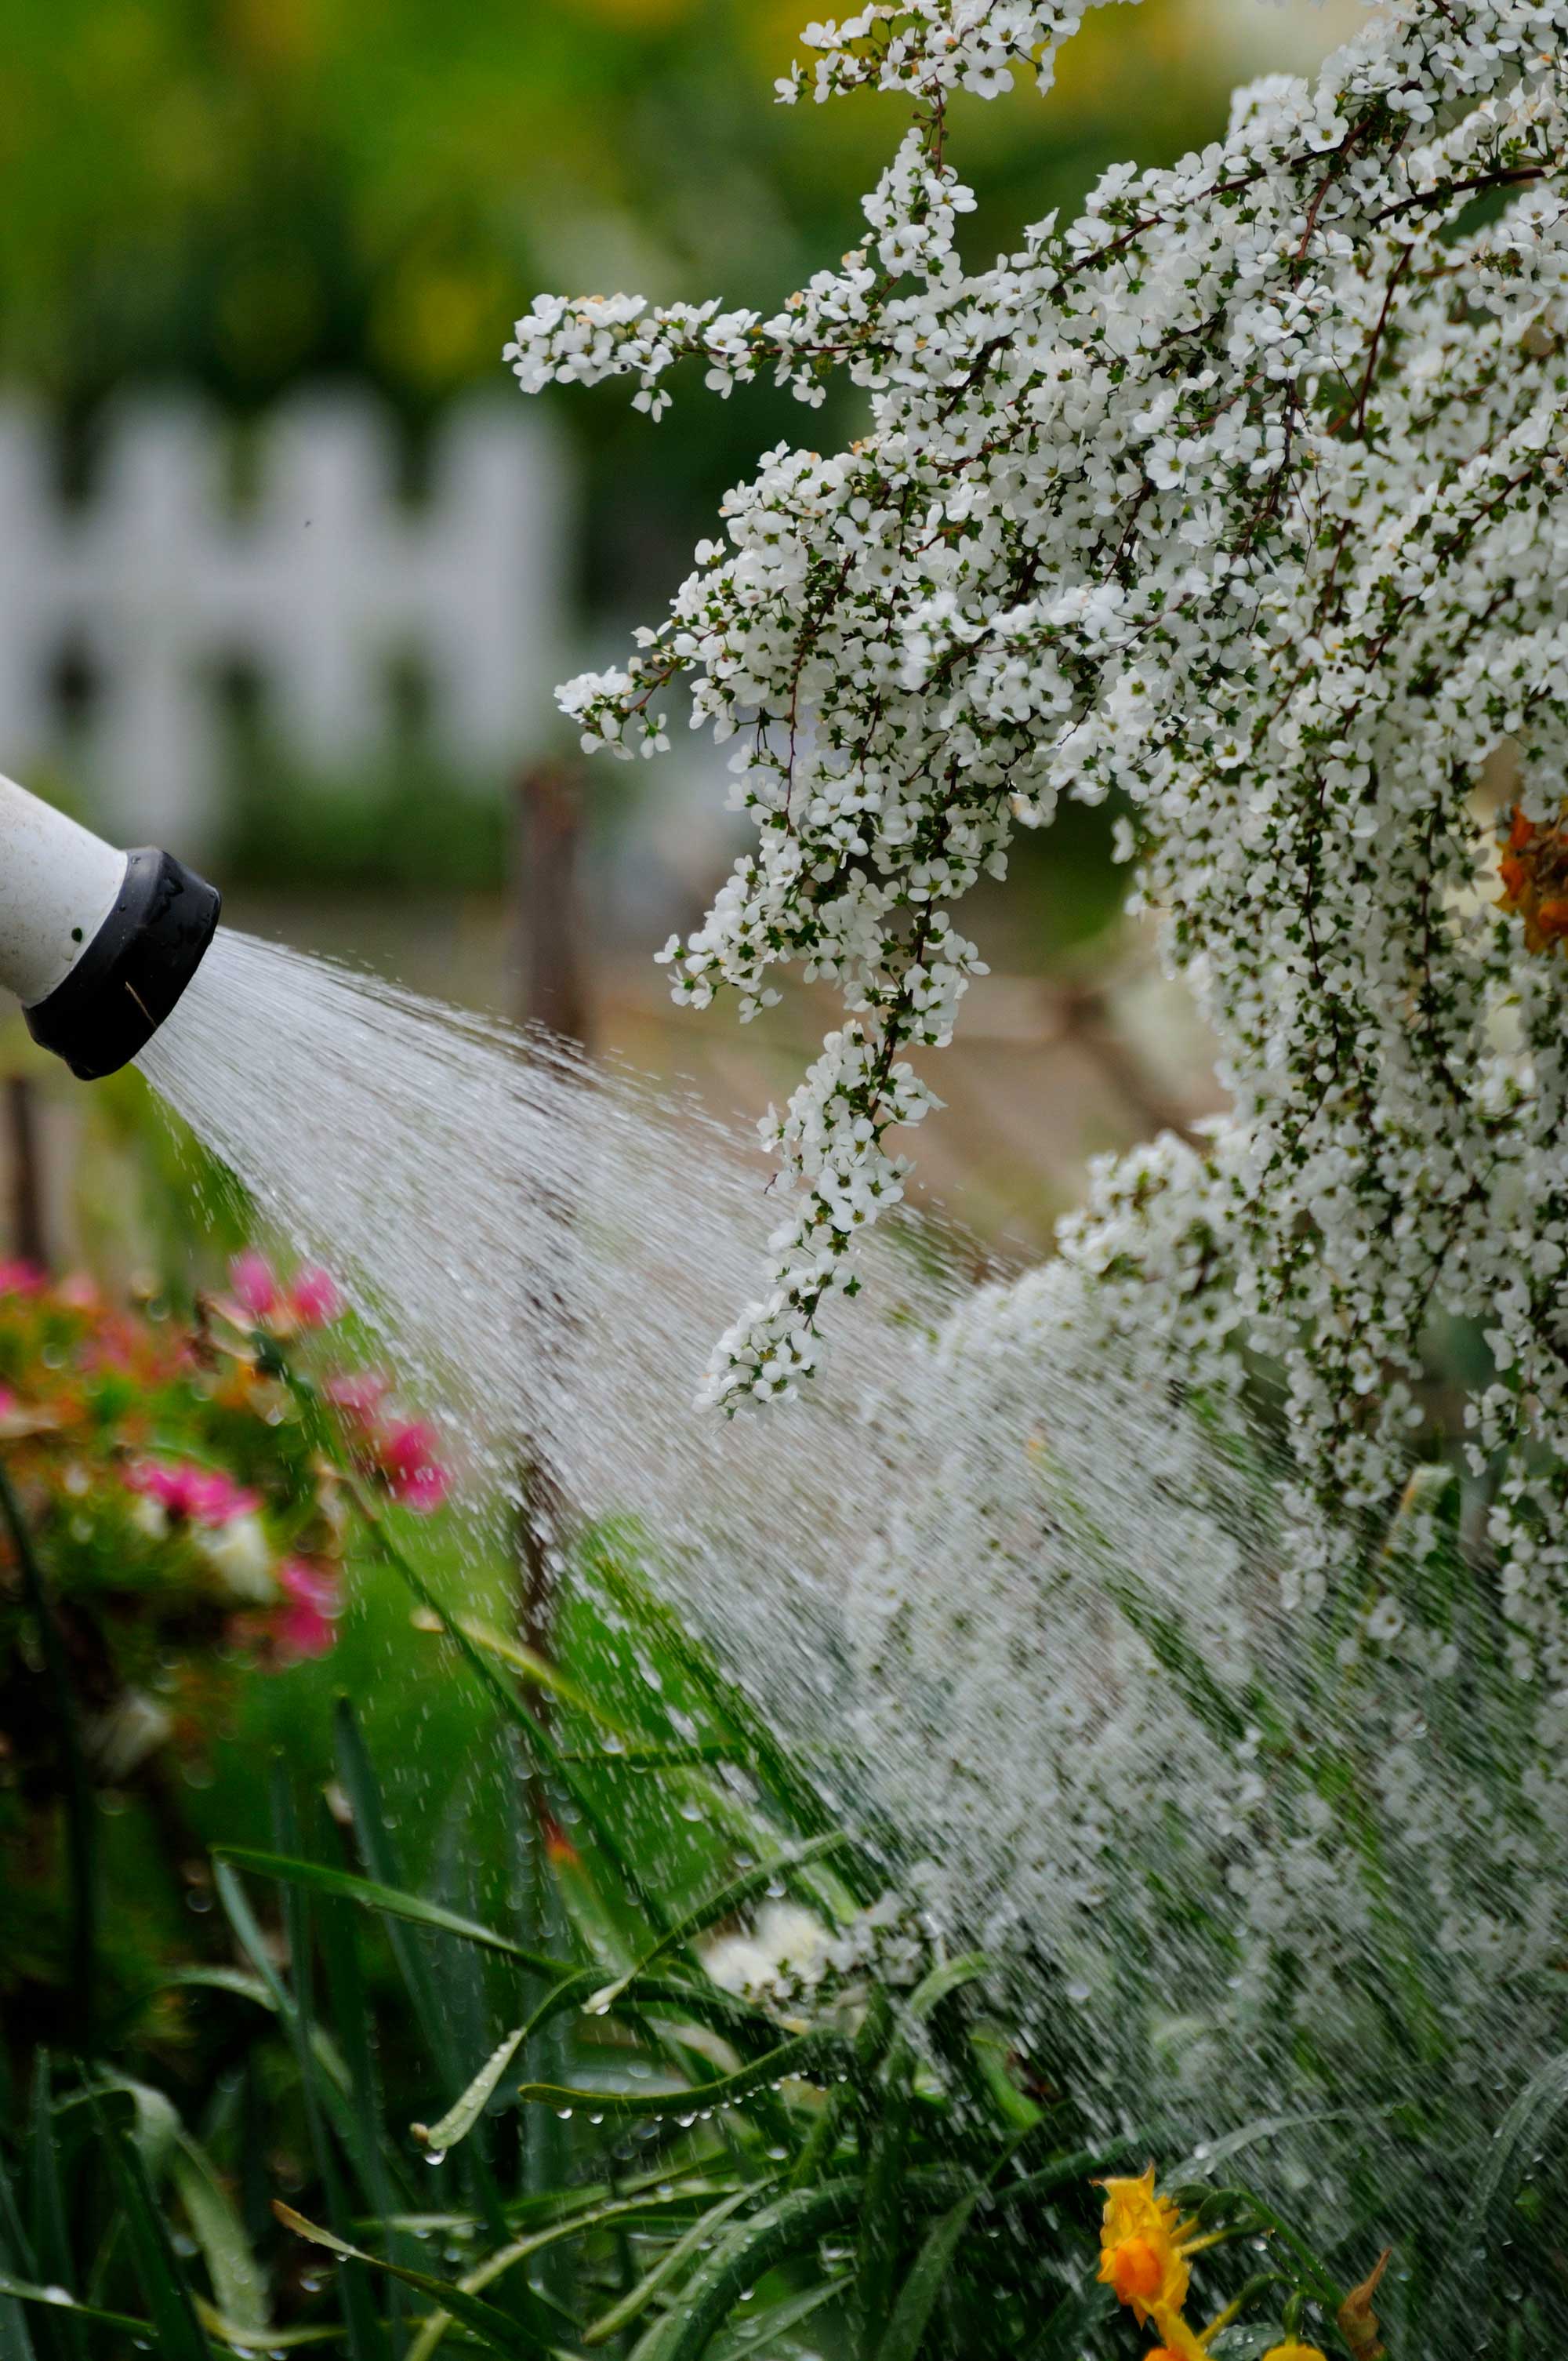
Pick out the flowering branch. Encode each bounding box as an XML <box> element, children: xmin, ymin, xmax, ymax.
<box><xmin>509</xmin><ymin>1</ymin><xmax>1568</xmax><ymax>1679</ymax></box>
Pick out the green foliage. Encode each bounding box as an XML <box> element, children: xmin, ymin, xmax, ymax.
<box><xmin>2</xmin><ymin>1277</ymin><xmax>1564</xmax><ymax>2361</ymax></box>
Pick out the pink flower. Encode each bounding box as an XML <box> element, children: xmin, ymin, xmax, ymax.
<box><xmin>0</xmin><ymin>1260</ymin><xmax>45</xmax><ymax>1298</ymax></box>
<box><xmin>324</xmin><ymin>1371</ymin><xmax>391</xmax><ymax>1426</ymax></box>
<box><xmin>125</xmin><ymin>1459</ymin><xmax>260</xmax><ymax>1527</ymax></box>
<box><xmin>380</xmin><ymin>1420</ymin><xmax>449</xmax><ymax>1514</ymax></box>
<box><xmin>289</xmin><ymin>1266</ymin><xmax>342</xmax><ymax>1328</ymax></box>
<box><xmin>230</xmin><ymin>1251</ymin><xmax>279</xmax><ymax>1320</ymax></box>
<box><xmin>0</xmin><ymin>1387</ymin><xmax>16</xmax><ymax>1417</ymax></box>
<box><xmin>56</xmin><ymin>1274</ymin><xmax>100</xmax><ymax>1311</ymax></box>
<box><xmin>273</xmin><ymin>1558</ymin><xmax>341</xmax><ymax>1662</ymax></box>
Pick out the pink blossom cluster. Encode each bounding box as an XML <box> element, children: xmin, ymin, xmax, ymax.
<box><xmin>324</xmin><ymin>1371</ymin><xmax>449</xmax><ymax>1515</ymax></box>
<box><xmin>228</xmin><ymin>1250</ymin><xmax>343</xmax><ymax>1331</ymax></box>
<box><xmin>124</xmin><ymin>1459</ymin><xmax>260</xmax><ymax>1526</ymax></box>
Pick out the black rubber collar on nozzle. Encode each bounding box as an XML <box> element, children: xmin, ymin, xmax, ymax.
<box><xmin>25</xmin><ymin>848</ymin><xmax>222</xmax><ymax>1081</ymax></box>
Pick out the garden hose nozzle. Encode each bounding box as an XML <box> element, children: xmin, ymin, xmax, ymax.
<box><xmin>0</xmin><ymin>773</ymin><xmax>222</xmax><ymax>1081</ymax></box>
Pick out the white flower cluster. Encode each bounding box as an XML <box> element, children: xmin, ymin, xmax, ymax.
<box><xmin>702</xmin><ymin>1892</ymin><xmax>929</xmax><ymax>2017</ymax></box>
<box><xmin>511</xmin><ymin>0</ymin><xmax>1568</xmax><ymax>1662</ymax></box>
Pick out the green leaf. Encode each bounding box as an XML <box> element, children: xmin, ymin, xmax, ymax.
<box><xmin>213</xmin><ymin>1847</ymin><xmax>564</xmax><ymax>1974</ymax></box>
<box><xmin>707</xmin><ymin>2279</ymin><xmax>846</xmax><ymax>2360</ymax></box>
<box><xmin>0</xmin><ymin>1466</ymin><xmax>96</xmax><ymax>2041</ymax></box>
<box><xmin>194</xmin><ymin>2305</ymin><xmax>343</xmax><ymax>2350</ymax></box>
<box><xmin>588</xmin><ymin>1542</ymin><xmax>869</xmax><ymax>1885</ymax></box>
<box><xmin>169</xmin><ymin>2137</ymin><xmax>269</xmax><ymax>2333</ymax></box>
<box><xmin>420</xmin><ymin>1971</ymin><xmax>598</xmax><ymax>2157</ymax></box>
<box><xmin>870</xmin><ymin>2185</ymin><xmax>982</xmax><ymax>2361</ymax></box>
<box><xmin>274</xmin><ymin>2205</ymin><xmax>556</xmax><ymax>2359</ymax></box>
<box><xmin>214</xmin><ymin>1850</ymin><xmax>390</xmax><ymax>2361</ymax></box>
<box><xmin>112</xmin><ymin>1967</ymin><xmax>278</xmax><ymax>2036</ymax></box>
<box><xmin>56</xmin><ymin>2076</ymin><xmax>180</xmax><ymax>2178</ymax></box>
<box><xmin>332</xmin><ymin>1697</ymin><xmax>474</xmax><ymax>2103</ymax></box>
<box><xmin>906</xmin><ymin>1955</ymin><xmax>996</xmax><ymax>2020</ymax></box>
<box><xmin>517</xmin><ymin>2029</ymin><xmax>852</xmax><ymax>2119</ymax></box>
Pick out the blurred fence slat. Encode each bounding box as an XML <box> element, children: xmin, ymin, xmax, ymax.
<box><xmin>0</xmin><ymin>390</ymin><xmax>569</xmax><ymax>848</ymax></box>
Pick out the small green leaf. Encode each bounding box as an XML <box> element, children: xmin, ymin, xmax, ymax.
<box><xmin>169</xmin><ymin>2136</ymin><xmax>269</xmax><ymax>2333</ymax></box>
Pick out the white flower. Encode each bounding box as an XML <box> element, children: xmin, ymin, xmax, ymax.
<box><xmin>702</xmin><ymin>1901</ymin><xmax>833</xmax><ymax>1998</ymax></box>
<box><xmin>198</xmin><ymin>1513</ymin><xmax>278</xmax><ymax>1604</ymax></box>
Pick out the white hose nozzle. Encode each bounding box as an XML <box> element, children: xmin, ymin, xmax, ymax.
<box><xmin>0</xmin><ymin>774</ymin><xmax>222</xmax><ymax>1079</ymax></box>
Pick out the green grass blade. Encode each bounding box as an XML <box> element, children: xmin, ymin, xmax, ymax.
<box><xmin>420</xmin><ymin>1979</ymin><xmax>598</xmax><ymax>2159</ymax></box>
<box><xmin>588</xmin><ymin>1543</ymin><xmax>868</xmax><ymax>1881</ymax></box>
<box><xmin>332</xmin><ymin>1698</ymin><xmax>474</xmax><ymax>2100</ymax></box>
<box><xmin>274</xmin><ymin>2207</ymin><xmax>557</xmax><ymax>2359</ymax></box>
<box><xmin>111</xmin><ymin>1967</ymin><xmax>278</xmax><ymax>2037</ymax></box>
<box><xmin>270</xmin><ymin>1767</ymin><xmax>397</xmax><ymax>2361</ymax></box>
<box><xmin>214</xmin><ymin>1854</ymin><xmax>390</xmax><ymax>2361</ymax></box>
<box><xmin>214</xmin><ymin>1848</ymin><xmax>564</xmax><ymax>1974</ymax></box>
<box><xmin>583</xmin><ymin>2188</ymin><xmax>759</xmax><ymax>2347</ymax></box>
<box><xmin>626</xmin><ymin>2178</ymin><xmax>875</xmax><ymax>2361</ymax></box>
<box><xmin>169</xmin><ymin>2137</ymin><xmax>270</xmax><ymax>2334</ymax></box>
<box><xmin>0</xmin><ymin>2279</ymin><xmax>151</xmax><ymax>2341</ymax></box>
<box><xmin>869</xmin><ymin>2185</ymin><xmax>982</xmax><ymax>2361</ymax></box>
<box><xmin>0</xmin><ymin>2151</ymin><xmax>38</xmax><ymax>2361</ymax></box>
<box><xmin>99</xmin><ymin>2105</ymin><xmax>212</xmax><ymax>2361</ymax></box>
<box><xmin>25</xmin><ymin>2061</ymin><xmax>82</xmax><ymax>2361</ymax></box>
<box><xmin>371</xmin><ymin>1528</ymin><xmax>676</xmax><ymax>1938</ymax></box>
<box><xmin>1438</xmin><ymin>2046</ymin><xmax>1568</xmax><ymax>2319</ymax></box>
<box><xmin>517</xmin><ymin>2029</ymin><xmax>852</xmax><ymax>2120</ymax></box>
<box><xmin>857</xmin><ymin>2035</ymin><xmax>917</xmax><ymax>2348</ymax></box>
<box><xmin>405</xmin><ymin>2192</ymin><xmax>728</xmax><ymax>2361</ymax></box>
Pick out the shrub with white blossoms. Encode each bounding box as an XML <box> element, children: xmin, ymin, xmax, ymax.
<box><xmin>511</xmin><ymin>0</ymin><xmax>1568</xmax><ymax>1663</ymax></box>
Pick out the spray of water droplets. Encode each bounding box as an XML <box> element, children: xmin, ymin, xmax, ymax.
<box><xmin>141</xmin><ymin>928</ymin><xmax>1568</xmax><ymax>2260</ymax></box>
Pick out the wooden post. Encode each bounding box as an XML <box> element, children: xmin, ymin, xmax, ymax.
<box><xmin>6</xmin><ymin>1074</ymin><xmax>50</xmax><ymax>1272</ymax></box>
<box><xmin>514</xmin><ymin>761</ymin><xmax>590</xmax><ymax>1050</ymax></box>
<box><xmin>509</xmin><ymin>764</ymin><xmax>592</xmax><ymax>2229</ymax></box>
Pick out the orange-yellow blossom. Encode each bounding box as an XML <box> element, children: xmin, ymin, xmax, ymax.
<box><xmin>1097</xmin><ymin>2167</ymin><xmax>1204</xmax><ymax>2326</ymax></box>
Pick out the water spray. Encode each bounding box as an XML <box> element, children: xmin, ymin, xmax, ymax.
<box><xmin>0</xmin><ymin>773</ymin><xmax>222</xmax><ymax>1080</ymax></box>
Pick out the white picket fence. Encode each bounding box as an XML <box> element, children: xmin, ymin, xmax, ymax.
<box><xmin>0</xmin><ymin>390</ymin><xmax>569</xmax><ymax>848</ymax></box>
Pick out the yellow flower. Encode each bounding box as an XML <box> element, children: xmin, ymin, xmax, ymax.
<box><xmin>1096</xmin><ymin>2167</ymin><xmax>1200</xmax><ymax>2325</ymax></box>
<box><xmin>1262</xmin><ymin>2346</ymin><xmax>1328</xmax><ymax>2361</ymax></box>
